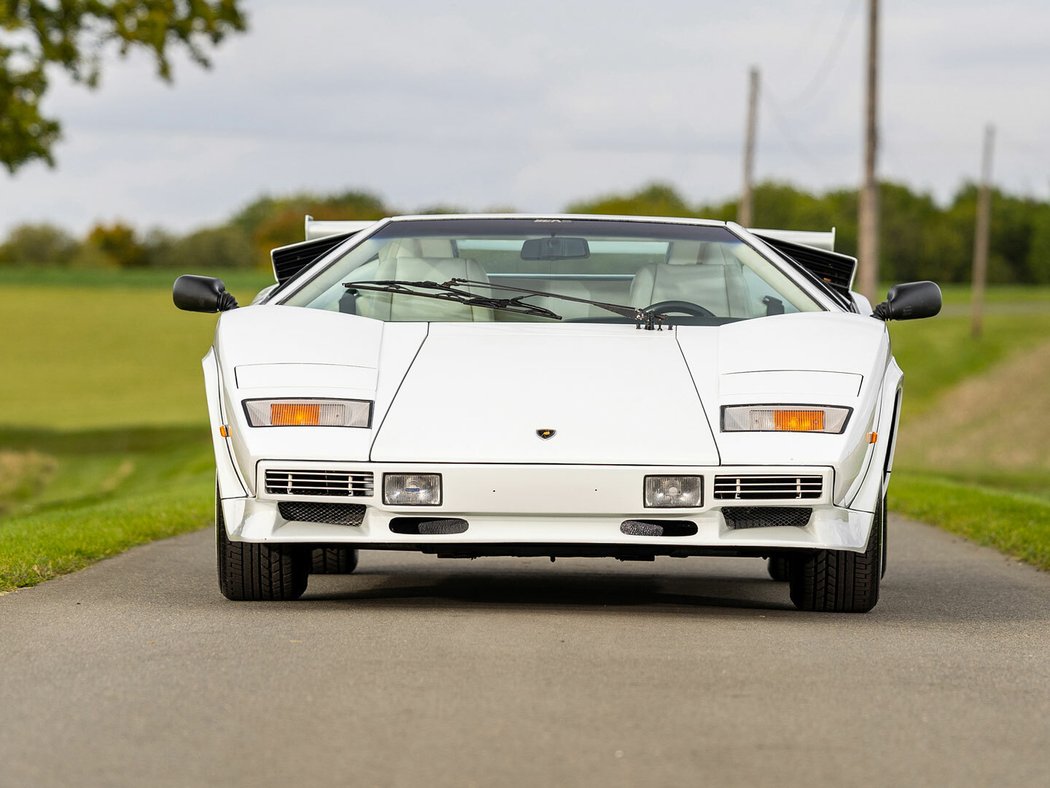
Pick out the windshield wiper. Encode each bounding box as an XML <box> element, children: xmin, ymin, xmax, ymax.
<box><xmin>446</xmin><ymin>278</ymin><xmax>666</xmax><ymax>330</ymax></box>
<box><xmin>342</xmin><ymin>279</ymin><xmax>563</xmax><ymax>320</ymax></box>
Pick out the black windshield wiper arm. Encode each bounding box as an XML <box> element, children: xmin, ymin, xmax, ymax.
<box><xmin>342</xmin><ymin>279</ymin><xmax>563</xmax><ymax>320</ymax></box>
<box><xmin>446</xmin><ymin>278</ymin><xmax>666</xmax><ymax>330</ymax></box>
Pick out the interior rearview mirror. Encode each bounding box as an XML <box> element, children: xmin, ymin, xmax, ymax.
<box><xmin>872</xmin><ymin>281</ymin><xmax>941</xmax><ymax>321</ymax></box>
<box><xmin>173</xmin><ymin>275</ymin><xmax>239</xmax><ymax>313</ymax></box>
<box><xmin>520</xmin><ymin>236</ymin><xmax>590</xmax><ymax>261</ymax></box>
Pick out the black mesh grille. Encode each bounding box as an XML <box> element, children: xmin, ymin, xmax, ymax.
<box><xmin>620</xmin><ymin>520</ymin><xmax>698</xmax><ymax>537</ymax></box>
<box><xmin>278</xmin><ymin>501</ymin><xmax>366</xmax><ymax>526</ymax></box>
<box><xmin>714</xmin><ymin>475</ymin><xmax>823</xmax><ymax>501</ymax></box>
<box><xmin>722</xmin><ymin>507</ymin><xmax>812</xmax><ymax>529</ymax></box>
<box><xmin>265</xmin><ymin>469</ymin><xmax>374</xmax><ymax>497</ymax></box>
<box><xmin>389</xmin><ymin>518</ymin><xmax>469</xmax><ymax>535</ymax></box>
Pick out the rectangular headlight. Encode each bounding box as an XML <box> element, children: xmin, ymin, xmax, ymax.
<box><xmin>644</xmin><ymin>475</ymin><xmax>703</xmax><ymax>508</ymax></box>
<box><xmin>721</xmin><ymin>405</ymin><xmax>850</xmax><ymax>434</ymax></box>
<box><xmin>244</xmin><ymin>398</ymin><xmax>372</xmax><ymax>427</ymax></box>
<box><xmin>384</xmin><ymin>473</ymin><xmax>442</xmax><ymax>506</ymax></box>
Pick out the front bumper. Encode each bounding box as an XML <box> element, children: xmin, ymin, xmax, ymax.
<box><xmin>219</xmin><ymin>461</ymin><xmax>876</xmax><ymax>554</ymax></box>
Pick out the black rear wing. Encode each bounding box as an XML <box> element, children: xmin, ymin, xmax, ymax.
<box><xmin>752</xmin><ymin>233</ymin><xmax>858</xmax><ymax>309</ymax></box>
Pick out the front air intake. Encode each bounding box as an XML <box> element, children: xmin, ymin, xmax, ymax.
<box><xmin>713</xmin><ymin>475</ymin><xmax>823</xmax><ymax>501</ymax></box>
<box><xmin>278</xmin><ymin>501</ymin><xmax>366</xmax><ymax>526</ymax></box>
<box><xmin>620</xmin><ymin>520</ymin><xmax>698</xmax><ymax>537</ymax></box>
<box><xmin>390</xmin><ymin>518</ymin><xmax>469</xmax><ymax>535</ymax></box>
<box><xmin>722</xmin><ymin>507</ymin><xmax>812</xmax><ymax>529</ymax></box>
<box><xmin>270</xmin><ymin>231</ymin><xmax>355</xmax><ymax>286</ymax></box>
<box><xmin>265</xmin><ymin>469</ymin><xmax>374</xmax><ymax>497</ymax></box>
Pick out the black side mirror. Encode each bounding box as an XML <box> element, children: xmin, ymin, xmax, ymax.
<box><xmin>173</xmin><ymin>275</ymin><xmax>238</xmax><ymax>313</ymax></box>
<box><xmin>872</xmin><ymin>281</ymin><xmax>941</xmax><ymax>321</ymax></box>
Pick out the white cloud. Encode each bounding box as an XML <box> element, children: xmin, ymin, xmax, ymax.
<box><xmin>2</xmin><ymin>0</ymin><xmax>1048</xmax><ymax>235</ymax></box>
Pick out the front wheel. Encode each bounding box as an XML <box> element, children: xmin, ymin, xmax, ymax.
<box><xmin>788</xmin><ymin>497</ymin><xmax>883</xmax><ymax>613</ymax></box>
<box><xmin>767</xmin><ymin>556</ymin><xmax>791</xmax><ymax>581</ymax></box>
<box><xmin>216</xmin><ymin>487</ymin><xmax>309</xmax><ymax>601</ymax></box>
<box><xmin>310</xmin><ymin>546</ymin><xmax>359</xmax><ymax>574</ymax></box>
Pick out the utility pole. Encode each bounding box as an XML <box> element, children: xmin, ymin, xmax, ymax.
<box><xmin>971</xmin><ymin>124</ymin><xmax>995</xmax><ymax>339</ymax></box>
<box><xmin>738</xmin><ymin>66</ymin><xmax>760</xmax><ymax>228</ymax></box>
<box><xmin>858</xmin><ymin>0</ymin><xmax>880</xmax><ymax>302</ymax></box>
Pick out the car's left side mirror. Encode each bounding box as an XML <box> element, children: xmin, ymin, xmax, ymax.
<box><xmin>173</xmin><ymin>275</ymin><xmax>239</xmax><ymax>313</ymax></box>
<box><xmin>872</xmin><ymin>281</ymin><xmax>941</xmax><ymax>321</ymax></box>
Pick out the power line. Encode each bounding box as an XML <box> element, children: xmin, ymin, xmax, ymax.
<box><xmin>760</xmin><ymin>86</ymin><xmax>822</xmax><ymax>169</ymax></box>
<box><xmin>790</xmin><ymin>0</ymin><xmax>864</xmax><ymax>108</ymax></box>
<box><xmin>755</xmin><ymin>0</ymin><xmax>862</xmax><ymax>175</ymax></box>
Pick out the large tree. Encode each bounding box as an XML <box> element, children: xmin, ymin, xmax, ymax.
<box><xmin>0</xmin><ymin>0</ymin><xmax>246</xmax><ymax>173</ymax></box>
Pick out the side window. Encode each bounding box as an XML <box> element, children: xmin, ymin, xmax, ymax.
<box><xmin>738</xmin><ymin>265</ymin><xmax>802</xmax><ymax>315</ymax></box>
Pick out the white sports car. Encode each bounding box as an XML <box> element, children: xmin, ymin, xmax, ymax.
<box><xmin>174</xmin><ymin>214</ymin><xmax>940</xmax><ymax>612</ymax></box>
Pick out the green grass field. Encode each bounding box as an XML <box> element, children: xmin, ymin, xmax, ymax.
<box><xmin>887</xmin><ymin>293</ymin><xmax>1050</xmax><ymax>570</ymax></box>
<box><xmin>0</xmin><ymin>269</ymin><xmax>271</xmax><ymax>591</ymax></box>
<box><xmin>1</xmin><ymin>268</ymin><xmax>1047</xmax><ymax>591</ymax></box>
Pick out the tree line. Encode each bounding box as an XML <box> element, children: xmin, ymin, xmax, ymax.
<box><xmin>570</xmin><ymin>182</ymin><xmax>1050</xmax><ymax>285</ymax></box>
<box><xmin>2</xmin><ymin>181</ymin><xmax>1049</xmax><ymax>285</ymax></box>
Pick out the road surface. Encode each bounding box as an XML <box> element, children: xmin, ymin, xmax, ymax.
<box><xmin>1</xmin><ymin>515</ymin><xmax>1048</xmax><ymax>787</ymax></box>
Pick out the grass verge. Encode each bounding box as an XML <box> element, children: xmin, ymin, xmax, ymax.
<box><xmin>0</xmin><ymin>426</ymin><xmax>213</xmax><ymax>592</ymax></box>
<box><xmin>890</xmin><ymin>311</ymin><xmax>1050</xmax><ymax>418</ymax></box>
<box><xmin>892</xmin><ymin>471</ymin><xmax>1050</xmax><ymax>572</ymax></box>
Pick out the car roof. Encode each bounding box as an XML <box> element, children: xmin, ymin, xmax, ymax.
<box><xmin>381</xmin><ymin>213</ymin><xmax>732</xmax><ymax>228</ymax></box>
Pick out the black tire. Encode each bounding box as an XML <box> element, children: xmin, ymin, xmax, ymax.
<box><xmin>788</xmin><ymin>495</ymin><xmax>883</xmax><ymax>613</ymax></box>
<box><xmin>310</xmin><ymin>546</ymin><xmax>359</xmax><ymax>574</ymax></box>
<box><xmin>216</xmin><ymin>488</ymin><xmax>308</xmax><ymax>601</ymax></box>
<box><xmin>767</xmin><ymin>555</ymin><xmax>791</xmax><ymax>581</ymax></box>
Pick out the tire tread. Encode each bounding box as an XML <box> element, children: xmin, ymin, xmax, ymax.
<box><xmin>216</xmin><ymin>489</ymin><xmax>308</xmax><ymax>601</ymax></box>
<box><xmin>788</xmin><ymin>498</ymin><xmax>882</xmax><ymax>613</ymax></box>
<box><xmin>310</xmin><ymin>546</ymin><xmax>359</xmax><ymax>574</ymax></box>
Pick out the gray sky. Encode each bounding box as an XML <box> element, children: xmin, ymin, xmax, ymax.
<box><xmin>2</xmin><ymin>0</ymin><xmax>1049</xmax><ymax>236</ymax></box>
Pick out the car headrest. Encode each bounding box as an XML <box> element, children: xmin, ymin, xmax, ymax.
<box><xmin>665</xmin><ymin>241</ymin><xmax>702</xmax><ymax>265</ymax></box>
<box><xmin>382</xmin><ymin>237</ymin><xmax>456</xmax><ymax>259</ymax></box>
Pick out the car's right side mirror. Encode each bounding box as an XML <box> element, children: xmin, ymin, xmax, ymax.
<box><xmin>872</xmin><ymin>281</ymin><xmax>942</xmax><ymax>321</ymax></box>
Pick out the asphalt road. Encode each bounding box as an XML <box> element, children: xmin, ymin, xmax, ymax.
<box><xmin>1</xmin><ymin>516</ymin><xmax>1048</xmax><ymax>788</ymax></box>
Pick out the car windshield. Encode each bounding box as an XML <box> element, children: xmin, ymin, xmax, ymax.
<box><xmin>280</xmin><ymin>218</ymin><xmax>823</xmax><ymax>323</ymax></box>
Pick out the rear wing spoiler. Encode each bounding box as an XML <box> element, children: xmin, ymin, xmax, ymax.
<box><xmin>749</xmin><ymin>227</ymin><xmax>857</xmax><ymax>308</ymax></box>
<box><xmin>748</xmin><ymin>227</ymin><xmax>836</xmax><ymax>252</ymax></box>
<box><xmin>268</xmin><ymin>215</ymin><xmax>379</xmax><ymax>287</ymax></box>
<box><xmin>305</xmin><ymin>216</ymin><xmax>377</xmax><ymax>240</ymax></box>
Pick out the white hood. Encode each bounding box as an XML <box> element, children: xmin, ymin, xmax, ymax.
<box><xmin>215</xmin><ymin>307</ymin><xmax>887</xmax><ymax>474</ymax></box>
<box><xmin>370</xmin><ymin>323</ymin><xmax>721</xmax><ymax>464</ymax></box>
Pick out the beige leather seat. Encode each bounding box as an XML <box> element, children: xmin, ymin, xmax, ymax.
<box><xmin>505</xmin><ymin>279</ymin><xmax>624</xmax><ymax>320</ymax></box>
<box><xmin>629</xmin><ymin>241</ymin><xmax>749</xmax><ymax>317</ymax></box>
<box><xmin>355</xmin><ymin>238</ymin><xmax>493</xmax><ymax>321</ymax></box>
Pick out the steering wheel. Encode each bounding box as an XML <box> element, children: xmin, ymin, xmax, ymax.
<box><xmin>645</xmin><ymin>300</ymin><xmax>715</xmax><ymax>318</ymax></box>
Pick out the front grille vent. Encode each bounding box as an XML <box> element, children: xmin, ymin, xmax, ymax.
<box><xmin>723</xmin><ymin>507</ymin><xmax>812</xmax><ymax>529</ymax></box>
<box><xmin>714</xmin><ymin>475</ymin><xmax>822</xmax><ymax>501</ymax></box>
<box><xmin>278</xmin><ymin>501</ymin><xmax>366</xmax><ymax>526</ymax></box>
<box><xmin>390</xmin><ymin>518</ymin><xmax>469</xmax><ymax>535</ymax></box>
<box><xmin>265</xmin><ymin>469</ymin><xmax>374</xmax><ymax>497</ymax></box>
<box><xmin>620</xmin><ymin>520</ymin><xmax>698</xmax><ymax>538</ymax></box>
